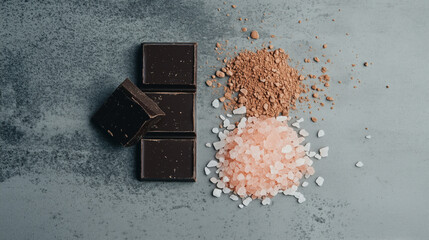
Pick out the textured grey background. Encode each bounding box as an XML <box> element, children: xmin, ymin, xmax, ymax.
<box><xmin>1</xmin><ymin>0</ymin><xmax>428</xmax><ymax>239</ymax></box>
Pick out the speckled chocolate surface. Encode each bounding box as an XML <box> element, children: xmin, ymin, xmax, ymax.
<box><xmin>1</xmin><ymin>1</ymin><xmax>429</xmax><ymax>239</ymax></box>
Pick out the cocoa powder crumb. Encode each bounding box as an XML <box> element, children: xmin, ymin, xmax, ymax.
<box><xmin>314</xmin><ymin>57</ymin><xmax>320</xmax><ymax>62</ymax></box>
<box><xmin>298</xmin><ymin>20</ymin><xmax>301</xmax><ymax>23</ymax></box>
<box><xmin>250</xmin><ymin>30</ymin><xmax>259</xmax><ymax>39</ymax></box>
<box><xmin>304</xmin><ymin>58</ymin><xmax>310</xmax><ymax>63</ymax></box>
<box><xmin>206</xmin><ymin>80</ymin><xmax>213</xmax><ymax>86</ymax></box>
<box><xmin>322</xmin><ymin>44</ymin><xmax>327</xmax><ymax>49</ymax></box>
<box><xmin>386</xmin><ymin>85</ymin><xmax>389</xmax><ymax>88</ymax></box>
<box><xmin>241</xmin><ymin>27</ymin><xmax>247</xmax><ymax>32</ymax></box>
<box><xmin>311</xmin><ymin>117</ymin><xmax>317</xmax><ymax>122</ymax></box>
<box><xmin>231</xmin><ymin>5</ymin><xmax>236</xmax><ymax>8</ymax></box>
<box><xmin>326</xmin><ymin>96</ymin><xmax>334</xmax><ymax>101</ymax></box>
<box><xmin>364</xmin><ymin>62</ymin><xmax>369</xmax><ymax>67</ymax></box>
<box><xmin>216</xmin><ymin>71</ymin><xmax>225</xmax><ymax>78</ymax></box>
<box><xmin>321</xmin><ymin>67</ymin><xmax>327</xmax><ymax>73</ymax></box>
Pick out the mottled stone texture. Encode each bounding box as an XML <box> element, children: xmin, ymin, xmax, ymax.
<box><xmin>1</xmin><ymin>0</ymin><xmax>429</xmax><ymax>239</ymax></box>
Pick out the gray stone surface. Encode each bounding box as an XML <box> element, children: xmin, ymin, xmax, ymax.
<box><xmin>1</xmin><ymin>0</ymin><xmax>429</xmax><ymax>239</ymax></box>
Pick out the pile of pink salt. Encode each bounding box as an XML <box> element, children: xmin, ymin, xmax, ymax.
<box><xmin>214</xmin><ymin>117</ymin><xmax>315</xmax><ymax>199</ymax></box>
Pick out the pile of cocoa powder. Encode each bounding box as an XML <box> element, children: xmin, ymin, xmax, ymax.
<box><xmin>209</xmin><ymin>48</ymin><xmax>305</xmax><ymax>117</ymax></box>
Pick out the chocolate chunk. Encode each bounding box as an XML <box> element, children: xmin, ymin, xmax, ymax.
<box><xmin>92</xmin><ymin>79</ymin><xmax>165</xmax><ymax>147</ymax></box>
<box><xmin>142</xmin><ymin>43</ymin><xmax>197</xmax><ymax>89</ymax></box>
<box><xmin>140</xmin><ymin>138</ymin><xmax>196</xmax><ymax>181</ymax></box>
<box><xmin>145</xmin><ymin>92</ymin><xmax>195</xmax><ymax>133</ymax></box>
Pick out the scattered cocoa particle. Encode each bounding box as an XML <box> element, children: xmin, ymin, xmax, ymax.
<box><xmin>216</xmin><ymin>42</ymin><xmax>221</xmax><ymax>48</ymax></box>
<box><xmin>353</xmin><ymin>86</ymin><xmax>357</xmax><ymax>88</ymax></box>
<box><xmin>304</xmin><ymin>58</ymin><xmax>310</xmax><ymax>63</ymax></box>
<box><xmin>217</xmin><ymin>83</ymin><xmax>222</xmax><ymax>87</ymax></box>
<box><xmin>386</xmin><ymin>85</ymin><xmax>389</xmax><ymax>88</ymax></box>
<box><xmin>324</xmin><ymin>82</ymin><xmax>330</xmax><ymax>87</ymax></box>
<box><xmin>226</xmin><ymin>14</ymin><xmax>230</xmax><ymax>16</ymax></box>
<box><xmin>244</xmin><ymin>18</ymin><xmax>248</xmax><ymax>21</ymax></box>
<box><xmin>364</xmin><ymin>62</ymin><xmax>369</xmax><ymax>67</ymax></box>
<box><xmin>269</xmin><ymin>45</ymin><xmax>274</xmax><ymax>49</ymax></box>
<box><xmin>311</xmin><ymin>117</ymin><xmax>317</xmax><ymax>122</ymax></box>
<box><xmin>216</xmin><ymin>70</ymin><xmax>225</xmax><ymax>78</ymax></box>
<box><xmin>226</xmin><ymin>70</ymin><xmax>233</xmax><ymax>76</ymax></box>
<box><xmin>320</xmin><ymin>102</ymin><xmax>324</xmax><ymax>106</ymax></box>
<box><xmin>315</xmin><ymin>36</ymin><xmax>319</xmax><ymax>39</ymax></box>
<box><xmin>365</xmin><ymin>128</ymin><xmax>368</xmax><ymax>130</ymax></box>
<box><xmin>250</xmin><ymin>30</ymin><xmax>259</xmax><ymax>39</ymax></box>
<box><xmin>322</xmin><ymin>44</ymin><xmax>327</xmax><ymax>49</ymax></box>
<box><xmin>321</xmin><ymin>67</ymin><xmax>327</xmax><ymax>73</ymax></box>
<box><xmin>338</xmin><ymin>81</ymin><xmax>341</xmax><ymax>84</ymax></box>
<box><xmin>211</xmin><ymin>75</ymin><xmax>216</xmax><ymax>79</ymax></box>
<box><xmin>231</xmin><ymin>4</ymin><xmax>236</xmax><ymax>8</ymax></box>
<box><xmin>219</xmin><ymin>97</ymin><xmax>226</xmax><ymax>102</ymax></box>
<box><xmin>314</xmin><ymin>57</ymin><xmax>320</xmax><ymax>62</ymax></box>
<box><xmin>332</xmin><ymin>19</ymin><xmax>335</xmax><ymax>21</ymax></box>
<box><xmin>270</xmin><ymin>35</ymin><xmax>276</xmax><ymax>38</ymax></box>
<box><xmin>241</xmin><ymin>27</ymin><xmax>247</xmax><ymax>32</ymax></box>
<box><xmin>327</xmin><ymin>59</ymin><xmax>331</xmax><ymax>63</ymax></box>
<box><xmin>352</xmin><ymin>64</ymin><xmax>356</xmax><ymax>67</ymax></box>
<box><xmin>326</xmin><ymin>96</ymin><xmax>334</xmax><ymax>101</ymax></box>
<box><xmin>298</xmin><ymin>20</ymin><xmax>301</xmax><ymax>23</ymax></box>
<box><xmin>206</xmin><ymin>80</ymin><xmax>213</xmax><ymax>86</ymax></box>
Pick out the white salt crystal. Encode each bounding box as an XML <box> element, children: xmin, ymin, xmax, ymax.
<box><xmin>365</xmin><ymin>135</ymin><xmax>372</xmax><ymax>139</ymax></box>
<box><xmin>298</xmin><ymin>196</ymin><xmax>306</xmax><ymax>203</ymax></box>
<box><xmin>314</xmin><ymin>154</ymin><xmax>321</xmax><ymax>160</ymax></box>
<box><xmin>212</xmin><ymin>99</ymin><xmax>220</xmax><ymax>108</ymax></box>
<box><xmin>227</xmin><ymin>125</ymin><xmax>235</xmax><ymax>130</ymax></box>
<box><xmin>226</xmin><ymin>114</ymin><xmax>233</xmax><ymax>118</ymax></box>
<box><xmin>307</xmin><ymin>151</ymin><xmax>316</xmax><ymax>157</ymax></box>
<box><xmin>355</xmin><ymin>161</ymin><xmax>364</xmax><ymax>168</ymax></box>
<box><xmin>281</xmin><ymin>145</ymin><xmax>292</xmax><ymax>153</ymax></box>
<box><xmin>233</xmin><ymin>106</ymin><xmax>246</xmax><ymax>115</ymax></box>
<box><xmin>242</xmin><ymin>197</ymin><xmax>252</xmax><ymax>206</ymax></box>
<box><xmin>291</xmin><ymin>122</ymin><xmax>300</xmax><ymax>128</ymax></box>
<box><xmin>237</xmin><ymin>117</ymin><xmax>247</xmax><ymax>129</ymax></box>
<box><xmin>205</xmin><ymin>143</ymin><xmax>212</xmax><ymax>148</ymax></box>
<box><xmin>261</xmin><ymin>198</ymin><xmax>271</xmax><ymax>205</ymax></box>
<box><xmin>238</xmin><ymin>204</ymin><xmax>244</xmax><ymax>208</ymax></box>
<box><xmin>230</xmin><ymin>195</ymin><xmax>239</xmax><ymax>201</ymax></box>
<box><xmin>212</xmin><ymin>128</ymin><xmax>219</xmax><ymax>134</ymax></box>
<box><xmin>216</xmin><ymin>181</ymin><xmax>225</xmax><ymax>189</ymax></box>
<box><xmin>276</xmin><ymin>116</ymin><xmax>288</xmax><ymax>122</ymax></box>
<box><xmin>219</xmin><ymin>114</ymin><xmax>226</xmax><ymax>120</ymax></box>
<box><xmin>223</xmin><ymin>188</ymin><xmax>231</xmax><ymax>194</ymax></box>
<box><xmin>204</xmin><ymin>167</ymin><xmax>211</xmax><ymax>175</ymax></box>
<box><xmin>302</xmin><ymin>181</ymin><xmax>309</xmax><ymax>187</ymax></box>
<box><xmin>318</xmin><ymin>130</ymin><xmax>325</xmax><ymax>137</ymax></box>
<box><xmin>207</xmin><ymin>160</ymin><xmax>218</xmax><ymax>168</ymax></box>
<box><xmin>212</xmin><ymin>188</ymin><xmax>222</xmax><ymax>197</ymax></box>
<box><xmin>222</xmin><ymin>176</ymin><xmax>230</xmax><ymax>182</ymax></box>
<box><xmin>304</xmin><ymin>143</ymin><xmax>311</xmax><ymax>152</ymax></box>
<box><xmin>297</xmin><ymin>118</ymin><xmax>304</xmax><ymax>123</ymax></box>
<box><xmin>223</xmin><ymin>119</ymin><xmax>230</xmax><ymax>127</ymax></box>
<box><xmin>215</xmin><ymin>169</ymin><xmax>220</xmax><ymax>174</ymax></box>
<box><xmin>218</xmin><ymin>132</ymin><xmax>227</xmax><ymax>140</ymax></box>
<box><xmin>209</xmin><ymin>177</ymin><xmax>218</xmax><ymax>184</ymax></box>
<box><xmin>319</xmin><ymin>147</ymin><xmax>329</xmax><ymax>157</ymax></box>
<box><xmin>299</xmin><ymin>129</ymin><xmax>309</xmax><ymax>137</ymax></box>
<box><xmin>316</xmin><ymin>176</ymin><xmax>325</xmax><ymax>186</ymax></box>
<box><xmin>284</xmin><ymin>185</ymin><xmax>298</xmax><ymax>195</ymax></box>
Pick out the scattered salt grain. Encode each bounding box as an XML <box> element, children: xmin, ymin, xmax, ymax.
<box><xmin>204</xmin><ymin>167</ymin><xmax>211</xmax><ymax>175</ymax></box>
<box><xmin>304</xmin><ymin>143</ymin><xmax>311</xmax><ymax>152</ymax></box>
<box><xmin>365</xmin><ymin>135</ymin><xmax>372</xmax><ymax>139</ymax></box>
<box><xmin>299</xmin><ymin>129</ymin><xmax>309</xmax><ymax>137</ymax></box>
<box><xmin>291</xmin><ymin>122</ymin><xmax>300</xmax><ymax>128</ymax></box>
<box><xmin>233</xmin><ymin>106</ymin><xmax>246</xmax><ymax>115</ymax></box>
<box><xmin>242</xmin><ymin>197</ymin><xmax>252</xmax><ymax>206</ymax></box>
<box><xmin>302</xmin><ymin>181</ymin><xmax>309</xmax><ymax>187</ymax></box>
<box><xmin>355</xmin><ymin>161</ymin><xmax>364</xmax><ymax>168</ymax></box>
<box><xmin>227</xmin><ymin>114</ymin><xmax>233</xmax><ymax>118</ymax></box>
<box><xmin>217</xmin><ymin>181</ymin><xmax>226</xmax><ymax>189</ymax></box>
<box><xmin>307</xmin><ymin>151</ymin><xmax>316</xmax><ymax>157</ymax></box>
<box><xmin>220</xmin><ymin>115</ymin><xmax>226</xmax><ymax>120</ymax></box>
<box><xmin>318</xmin><ymin>130</ymin><xmax>325</xmax><ymax>137</ymax></box>
<box><xmin>314</xmin><ymin>154</ymin><xmax>322</xmax><ymax>160</ymax></box>
<box><xmin>283</xmin><ymin>185</ymin><xmax>298</xmax><ymax>195</ymax></box>
<box><xmin>207</xmin><ymin>160</ymin><xmax>218</xmax><ymax>168</ymax></box>
<box><xmin>218</xmin><ymin>131</ymin><xmax>227</xmax><ymax>140</ymax></box>
<box><xmin>297</xmin><ymin>118</ymin><xmax>304</xmax><ymax>123</ymax></box>
<box><xmin>319</xmin><ymin>147</ymin><xmax>329</xmax><ymax>157</ymax></box>
<box><xmin>210</xmin><ymin>177</ymin><xmax>218</xmax><ymax>184</ymax></box>
<box><xmin>212</xmin><ymin>99</ymin><xmax>220</xmax><ymax>108</ymax></box>
<box><xmin>223</xmin><ymin>119</ymin><xmax>230</xmax><ymax>127</ymax></box>
<box><xmin>316</xmin><ymin>176</ymin><xmax>325</xmax><ymax>186</ymax></box>
<box><xmin>230</xmin><ymin>195</ymin><xmax>239</xmax><ymax>201</ymax></box>
<box><xmin>205</xmin><ymin>143</ymin><xmax>212</xmax><ymax>148</ymax></box>
<box><xmin>238</xmin><ymin>204</ymin><xmax>244</xmax><ymax>208</ymax></box>
<box><xmin>212</xmin><ymin>127</ymin><xmax>219</xmax><ymax>134</ymax></box>
<box><xmin>213</xmin><ymin>188</ymin><xmax>222</xmax><ymax>197</ymax></box>
<box><xmin>223</xmin><ymin>188</ymin><xmax>231</xmax><ymax>194</ymax></box>
<box><xmin>298</xmin><ymin>196</ymin><xmax>306</xmax><ymax>203</ymax></box>
<box><xmin>227</xmin><ymin>124</ymin><xmax>235</xmax><ymax>130</ymax></box>
<box><xmin>261</xmin><ymin>198</ymin><xmax>271</xmax><ymax>205</ymax></box>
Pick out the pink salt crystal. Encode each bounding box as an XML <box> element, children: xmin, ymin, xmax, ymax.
<box><xmin>214</xmin><ymin>117</ymin><xmax>314</xmax><ymax>199</ymax></box>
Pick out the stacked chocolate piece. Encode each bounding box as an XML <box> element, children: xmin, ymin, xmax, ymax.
<box><xmin>140</xmin><ymin>43</ymin><xmax>197</xmax><ymax>181</ymax></box>
<box><xmin>92</xmin><ymin>43</ymin><xmax>197</xmax><ymax>182</ymax></box>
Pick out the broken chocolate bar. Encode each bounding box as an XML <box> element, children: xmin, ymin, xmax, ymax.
<box><xmin>142</xmin><ymin>43</ymin><xmax>197</xmax><ymax>89</ymax></box>
<box><xmin>92</xmin><ymin>78</ymin><xmax>165</xmax><ymax>147</ymax></box>
<box><xmin>140</xmin><ymin>138</ymin><xmax>196</xmax><ymax>181</ymax></box>
<box><xmin>145</xmin><ymin>92</ymin><xmax>195</xmax><ymax>133</ymax></box>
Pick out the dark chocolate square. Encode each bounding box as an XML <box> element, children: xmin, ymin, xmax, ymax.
<box><xmin>140</xmin><ymin>138</ymin><xmax>196</xmax><ymax>181</ymax></box>
<box><xmin>142</xmin><ymin>43</ymin><xmax>197</xmax><ymax>89</ymax></box>
<box><xmin>145</xmin><ymin>92</ymin><xmax>195</xmax><ymax>133</ymax></box>
<box><xmin>92</xmin><ymin>79</ymin><xmax>165</xmax><ymax>146</ymax></box>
